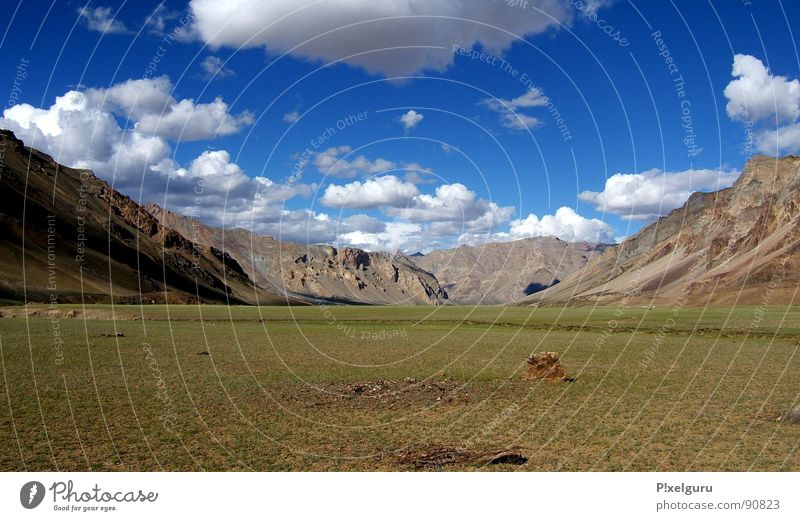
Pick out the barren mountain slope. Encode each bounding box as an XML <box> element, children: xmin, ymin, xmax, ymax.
<box><xmin>413</xmin><ymin>237</ymin><xmax>609</xmax><ymax>304</ymax></box>
<box><xmin>144</xmin><ymin>205</ymin><xmax>448</xmax><ymax>305</ymax></box>
<box><xmin>534</xmin><ymin>155</ymin><xmax>800</xmax><ymax>306</ymax></box>
<box><xmin>0</xmin><ymin>130</ymin><xmax>286</xmax><ymax>305</ymax></box>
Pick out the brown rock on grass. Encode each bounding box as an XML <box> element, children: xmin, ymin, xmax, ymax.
<box><xmin>525</xmin><ymin>352</ymin><xmax>572</xmax><ymax>382</ymax></box>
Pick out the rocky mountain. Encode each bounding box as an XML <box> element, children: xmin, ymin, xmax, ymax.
<box><xmin>0</xmin><ymin>130</ymin><xmax>289</xmax><ymax>305</ymax></box>
<box><xmin>534</xmin><ymin>155</ymin><xmax>800</xmax><ymax>306</ymax></box>
<box><xmin>143</xmin><ymin>205</ymin><xmax>448</xmax><ymax>305</ymax></box>
<box><xmin>412</xmin><ymin>237</ymin><xmax>609</xmax><ymax>304</ymax></box>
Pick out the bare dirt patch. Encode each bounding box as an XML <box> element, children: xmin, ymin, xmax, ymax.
<box><xmin>0</xmin><ymin>307</ymin><xmax>140</xmax><ymax>320</ymax></box>
<box><xmin>395</xmin><ymin>445</ymin><xmax>528</xmax><ymax>469</ymax></box>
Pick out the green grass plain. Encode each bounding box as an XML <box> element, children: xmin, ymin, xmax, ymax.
<box><xmin>1</xmin><ymin>304</ymin><xmax>798</xmax><ymax>471</ymax></box>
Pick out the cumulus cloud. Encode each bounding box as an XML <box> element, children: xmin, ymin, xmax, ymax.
<box><xmin>200</xmin><ymin>56</ymin><xmax>235</xmax><ymax>80</ymax></box>
<box><xmin>1</xmin><ymin>76</ymin><xmax>254</xmax><ymax>191</ymax></box>
<box><xmin>85</xmin><ymin>76</ymin><xmax>253</xmax><ymax>141</ymax></box>
<box><xmin>314</xmin><ymin>146</ymin><xmax>396</xmax><ymax>178</ymax></box>
<box><xmin>754</xmin><ymin>123</ymin><xmax>800</xmax><ymax>155</ymax></box>
<box><xmin>724</xmin><ymin>54</ymin><xmax>800</xmax><ymax>123</ymax></box>
<box><xmin>77</xmin><ymin>6</ymin><xmax>132</xmax><ymax>35</ymax></box>
<box><xmin>483</xmin><ymin>88</ymin><xmax>547</xmax><ymax>130</ymax></box>
<box><xmin>578</xmin><ymin>167</ymin><xmax>740</xmax><ymax>220</ymax></box>
<box><xmin>326</xmin><ymin>181</ymin><xmax>519</xmax><ymax>252</ymax></box>
<box><xmin>399</xmin><ymin>110</ymin><xmax>423</xmax><ymax>130</ymax></box>
<box><xmin>386</xmin><ymin>183</ymin><xmax>512</xmax><ymax>224</ymax></box>
<box><xmin>135</xmin><ymin>98</ymin><xmax>253</xmax><ymax>141</ymax></box>
<box><xmin>724</xmin><ymin>55</ymin><xmax>800</xmax><ymax>155</ymax></box>
<box><xmin>507</xmin><ymin>207</ymin><xmax>616</xmax><ymax>243</ymax></box>
<box><xmin>321</xmin><ymin>175</ymin><xmax>419</xmax><ymax>209</ymax></box>
<box><xmin>381</xmin><ymin>183</ymin><xmax>515</xmax><ymax>246</ymax></box>
<box><xmin>185</xmin><ymin>0</ymin><xmax>576</xmax><ymax>76</ymax></box>
<box><xmin>156</xmin><ymin>150</ymin><xmax>326</xmax><ymax>241</ymax></box>
<box><xmin>2</xmin><ymin>89</ymin><xmax>155</xmax><ymax>186</ymax></box>
<box><xmin>338</xmin><ymin>222</ymin><xmax>422</xmax><ymax>252</ymax></box>
<box><xmin>0</xmin><ymin>78</ymin><xmax>332</xmax><ymax>243</ymax></box>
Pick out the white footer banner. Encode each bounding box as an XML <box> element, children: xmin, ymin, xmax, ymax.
<box><xmin>1</xmin><ymin>472</ymin><xmax>796</xmax><ymax>519</ymax></box>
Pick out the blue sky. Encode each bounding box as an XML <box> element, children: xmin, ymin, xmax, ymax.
<box><xmin>2</xmin><ymin>0</ymin><xmax>799</xmax><ymax>252</ymax></box>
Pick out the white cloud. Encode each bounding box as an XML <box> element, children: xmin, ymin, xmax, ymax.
<box><xmin>0</xmin><ymin>77</ymin><xmax>254</xmax><ymax>193</ymax></box>
<box><xmin>283</xmin><ymin>111</ymin><xmax>300</xmax><ymax>123</ymax></box>
<box><xmin>500</xmin><ymin>112</ymin><xmax>542</xmax><ymax>130</ymax></box>
<box><xmin>200</xmin><ymin>56</ymin><xmax>235</xmax><ymax>80</ymax></box>
<box><xmin>2</xmin><ymin>89</ymin><xmax>154</xmax><ymax>184</ymax></box>
<box><xmin>724</xmin><ymin>54</ymin><xmax>800</xmax><ymax>123</ymax></box>
<box><xmin>77</xmin><ymin>6</ymin><xmax>131</xmax><ymax>35</ymax></box>
<box><xmin>329</xmin><ymin>181</ymin><xmax>517</xmax><ymax>252</ymax></box>
<box><xmin>86</xmin><ymin>76</ymin><xmax>173</xmax><ymax>119</ymax></box>
<box><xmin>314</xmin><ymin>146</ymin><xmax>396</xmax><ymax>178</ymax></box>
<box><xmin>185</xmin><ymin>0</ymin><xmax>575</xmax><ymax>76</ymax></box>
<box><xmin>578</xmin><ymin>167</ymin><xmax>740</xmax><ymax>220</ymax></box>
<box><xmin>84</xmin><ymin>76</ymin><xmax>252</xmax><ymax>142</ymax></box>
<box><xmin>483</xmin><ymin>88</ymin><xmax>547</xmax><ymax>130</ymax></box>
<box><xmin>341</xmin><ymin>214</ymin><xmax>387</xmax><ymax>234</ymax></box>
<box><xmin>386</xmin><ymin>183</ymin><xmax>512</xmax><ymax>225</ymax></box>
<box><xmin>399</xmin><ymin>110</ymin><xmax>424</xmax><ymax>130</ymax></box>
<box><xmin>338</xmin><ymin>222</ymin><xmax>422</xmax><ymax>252</ymax></box>
<box><xmin>506</xmin><ymin>207</ymin><xmax>616</xmax><ymax>243</ymax></box>
<box><xmin>754</xmin><ymin>123</ymin><xmax>800</xmax><ymax>155</ymax></box>
<box><xmin>321</xmin><ymin>175</ymin><xmax>419</xmax><ymax>209</ymax></box>
<box><xmin>0</xmin><ymin>79</ymin><xmax>328</xmax><ymax>243</ymax></box>
<box><xmin>135</xmin><ymin>98</ymin><xmax>254</xmax><ymax>141</ymax></box>
<box><xmin>724</xmin><ymin>55</ymin><xmax>800</xmax><ymax>156</ymax></box>
<box><xmin>83</xmin><ymin>76</ymin><xmax>251</xmax><ymax>141</ymax></box>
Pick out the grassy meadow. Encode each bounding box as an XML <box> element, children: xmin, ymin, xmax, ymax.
<box><xmin>0</xmin><ymin>304</ymin><xmax>798</xmax><ymax>471</ymax></box>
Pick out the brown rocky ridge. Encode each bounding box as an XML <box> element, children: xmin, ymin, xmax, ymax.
<box><xmin>143</xmin><ymin>204</ymin><xmax>448</xmax><ymax>305</ymax></box>
<box><xmin>532</xmin><ymin>155</ymin><xmax>800</xmax><ymax>306</ymax></box>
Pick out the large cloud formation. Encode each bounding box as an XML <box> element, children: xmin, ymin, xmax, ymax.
<box><xmin>724</xmin><ymin>54</ymin><xmax>800</xmax><ymax>155</ymax></box>
<box><xmin>0</xmin><ymin>77</ymin><xmax>336</xmax><ymax>243</ymax></box>
<box><xmin>185</xmin><ymin>0</ymin><xmax>578</xmax><ymax>76</ymax></box>
<box><xmin>724</xmin><ymin>54</ymin><xmax>800</xmax><ymax>123</ymax></box>
<box><xmin>579</xmin><ymin>168</ymin><xmax>739</xmax><ymax>220</ymax></box>
<box><xmin>321</xmin><ymin>175</ymin><xmax>419</xmax><ymax>209</ymax></box>
<box><xmin>1</xmin><ymin>75</ymin><xmax>254</xmax><ymax>185</ymax></box>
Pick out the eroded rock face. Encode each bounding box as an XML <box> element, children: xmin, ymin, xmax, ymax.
<box><xmin>537</xmin><ymin>155</ymin><xmax>800</xmax><ymax>306</ymax></box>
<box><xmin>144</xmin><ymin>204</ymin><xmax>448</xmax><ymax>305</ymax></box>
<box><xmin>273</xmin><ymin>244</ymin><xmax>447</xmax><ymax>304</ymax></box>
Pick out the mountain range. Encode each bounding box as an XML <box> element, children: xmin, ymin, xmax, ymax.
<box><xmin>1</xmin><ymin>129</ymin><xmax>797</xmax><ymax>306</ymax></box>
